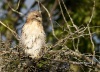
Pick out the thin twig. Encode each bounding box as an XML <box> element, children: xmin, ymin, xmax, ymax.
<box><xmin>0</xmin><ymin>21</ymin><xmax>20</xmax><ymax>40</ymax></box>
<box><xmin>40</xmin><ymin>2</ymin><xmax>59</xmax><ymax>40</ymax></box>
<box><xmin>61</xmin><ymin>0</ymin><xmax>78</xmax><ymax>31</ymax></box>
<box><xmin>58</xmin><ymin>0</ymin><xmax>71</xmax><ymax>32</ymax></box>
<box><xmin>7</xmin><ymin>0</ymin><xmax>23</xmax><ymax>16</ymax></box>
<box><xmin>87</xmin><ymin>0</ymin><xmax>95</xmax><ymax>53</ymax></box>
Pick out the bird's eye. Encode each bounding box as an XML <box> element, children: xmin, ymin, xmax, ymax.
<box><xmin>35</xmin><ymin>15</ymin><xmax>39</xmax><ymax>17</ymax></box>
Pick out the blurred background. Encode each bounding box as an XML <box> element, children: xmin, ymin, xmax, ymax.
<box><xmin>0</xmin><ymin>0</ymin><xmax>100</xmax><ymax>72</ymax></box>
<box><xmin>0</xmin><ymin>0</ymin><xmax>100</xmax><ymax>52</ymax></box>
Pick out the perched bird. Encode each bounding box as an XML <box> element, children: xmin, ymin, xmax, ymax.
<box><xmin>21</xmin><ymin>10</ymin><xmax>46</xmax><ymax>59</ymax></box>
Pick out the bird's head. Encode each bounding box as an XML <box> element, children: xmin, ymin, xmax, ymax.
<box><xmin>26</xmin><ymin>10</ymin><xmax>42</xmax><ymax>23</ymax></box>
